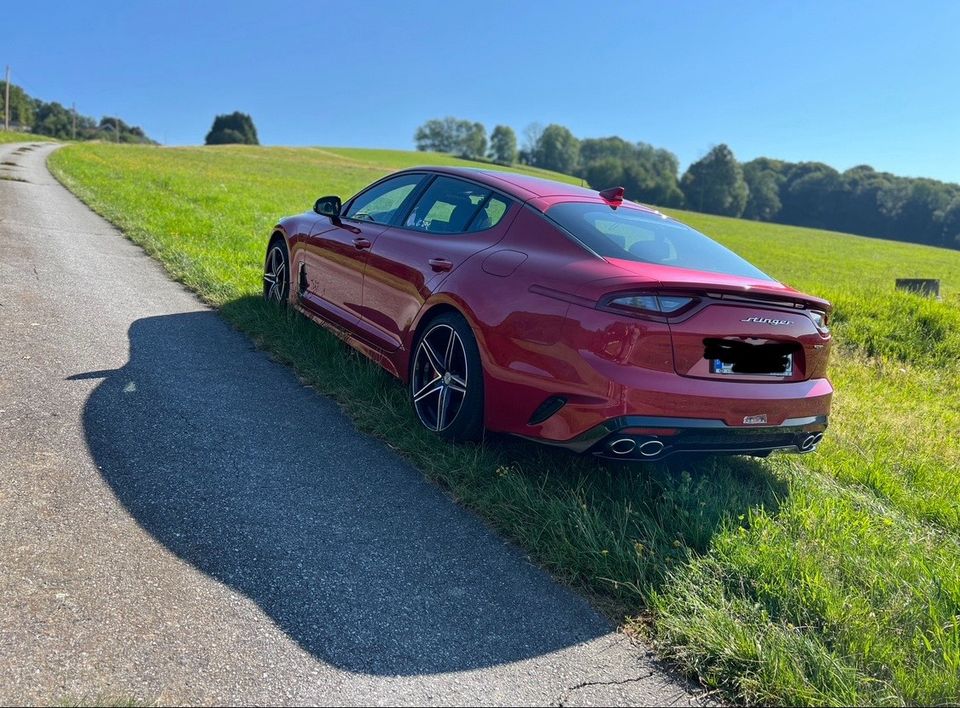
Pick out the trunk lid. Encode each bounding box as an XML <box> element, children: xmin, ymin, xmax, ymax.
<box><xmin>595</xmin><ymin>261</ymin><xmax>832</xmax><ymax>382</ymax></box>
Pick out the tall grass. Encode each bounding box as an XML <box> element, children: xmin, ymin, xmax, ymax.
<box><xmin>50</xmin><ymin>143</ymin><xmax>960</xmax><ymax>705</ymax></box>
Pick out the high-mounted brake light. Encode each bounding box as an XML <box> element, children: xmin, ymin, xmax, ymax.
<box><xmin>599</xmin><ymin>186</ymin><xmax>625</xmax><ymax>208</ymax></box>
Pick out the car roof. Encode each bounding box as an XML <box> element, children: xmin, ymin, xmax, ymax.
<box><xmin>400</xmin><ymin>166</ymin><xmax>661</xmax><ymax>214</ymax></box>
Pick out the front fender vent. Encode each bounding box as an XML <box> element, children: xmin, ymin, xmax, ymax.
<box><xmin>298</xmin><ymin>262</ymin><xmax>308</xmax><ymax>297</ymax></box>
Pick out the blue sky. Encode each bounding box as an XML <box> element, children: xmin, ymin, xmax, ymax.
<box><xmin>5</xmin><ymin>1</ymin><xmax>959</xmax><ymax>182</ymax></box>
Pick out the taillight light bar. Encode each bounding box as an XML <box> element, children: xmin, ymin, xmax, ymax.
<box><xmin>597</xmin><ymin>291</ymin><xmax>700</xmax><ymax>320</ymax></box>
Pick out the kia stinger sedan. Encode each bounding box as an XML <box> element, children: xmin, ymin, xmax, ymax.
<box><xmin>262</xmin><ymin>167</ymin><xmax>832</xmax><ymax>460</ymax></box>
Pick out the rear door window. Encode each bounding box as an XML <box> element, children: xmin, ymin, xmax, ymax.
<box><xmin>404</xmin><ymin>177</ymin><xmax>509</xmax><ymax>234</ymax></box>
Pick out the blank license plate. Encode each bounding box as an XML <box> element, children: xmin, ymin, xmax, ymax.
<box><xmin>712</xmin><ymin>353</ymin><xmax>793</xmax><ymax>376</ymax></box>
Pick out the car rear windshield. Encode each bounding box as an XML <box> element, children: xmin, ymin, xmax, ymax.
<box><xmin>545</xmin><ymin>202</ymin><xmax>774</xmax><ymax>281</ymax></box>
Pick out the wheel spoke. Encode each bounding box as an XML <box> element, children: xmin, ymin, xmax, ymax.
<box><xmin>413</xmin><ymin>378</ymin><xmax>442</xmax><ymax>402</ymax></box>
<box><xmin>446</xmin><ymin>374</ymin><xmax>467</xmax><ymax>393</ymax></box>
<box><xmin>444</xmin><ymin>330</ymin><xmax>457</xmax><ymax>369</ymax></box>
<box><xmin>436</xmin><ymin>386</ymin><xmax>449</xmax><ymax>431</ymax></box>
<box><xmin>420</xmin><ymin>340</ymin><xmax>445</xmax><ymax>376</ymax></box>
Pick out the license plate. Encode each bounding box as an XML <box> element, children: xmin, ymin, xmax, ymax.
<box><xmin>712</xmin><ymin>353</ymin><xmax>793</xmax><ymax>376</ymax></box>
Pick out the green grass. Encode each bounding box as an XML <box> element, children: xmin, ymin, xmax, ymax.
<box><xmin>0</xmin><ymin>130</ymin><xmax>56</xmax><ymax>144</ymax></box>
<box><xmin>49</xmin><ymin>143</ymin><xmax>960</xmax><ymax>705</ymax></box>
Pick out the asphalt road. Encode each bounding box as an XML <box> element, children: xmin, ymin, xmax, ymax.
<box><xmin>0</xmin><ymin>142</ymin><xmax>702</xmax><ymax>706</ymax></box>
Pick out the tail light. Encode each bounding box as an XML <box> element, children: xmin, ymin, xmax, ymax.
<box><xmin>598</xmin><ymin>291</ymin><xmax>698</xmax><ymax>320</ymax></box>
<box><xmin>809</xmin><ymin>310</ymin><xmax>830</xmax><ymax>334</ymax></box>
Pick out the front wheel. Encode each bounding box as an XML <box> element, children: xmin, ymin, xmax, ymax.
<box><xmin>263</xmin><ymin>240</ymin><xmax>290</xmax><ymax>304</ymax></box>
<box><xmin>410</xmin><ymin>313</ymin><xmax>484</xmax><ymax>442</ymax></box>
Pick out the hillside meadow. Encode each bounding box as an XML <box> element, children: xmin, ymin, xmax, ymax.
<box><xmin>49</xmin><ymin>143</ymin><xmax>960</xmax><ymax>705</ymax></box>
<box><xmin>0</xmin><ymin>131</ymin><xmax>56</xmax><ymax>144</ymax></box>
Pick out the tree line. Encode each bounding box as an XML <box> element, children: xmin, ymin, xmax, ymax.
<box><xmin>0</xmin><ymin>81</ymin><xmax>155</xmax><ymax>144</ymax></box>
<box><xmin>414</xmin><ymin>117</ymin><xmax>960</xmax><ymax>250</ymax></box>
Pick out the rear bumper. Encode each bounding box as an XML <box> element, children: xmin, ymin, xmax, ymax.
<box><xmin>532</xmin><ymin>414</ymin><xmax>828</xmax><ymax>461</ymax></box>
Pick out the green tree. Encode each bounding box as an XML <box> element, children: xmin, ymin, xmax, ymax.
<box><xmin>579</xmin><ymin>136</ymin><xmax>635</xmax><ymax>165</ymax></box>
<box><xmin>205</xmin><ymin>112</ymin><xmax>258</xmax><ymax>145</ymax></box>
<box><xmin>878</xmin><ymin>178</ymin><xmax>953</xmax><ymax>246</ymax></box>
<box><xmin>742</xmin><ymin>159</ymin><xmax>784</xmax><ymax>220</ymax></box>
<box><xmin>414</xmin><ymin>117</ymin><xmax>486</xmax><ymax>158</ymax></box>
<box><xmin>583</xmin><ymin>157</ymin><xmax>625</xmax><ymax>192</ymax></box>
<box><xmin>460</xmin><ymin>122</ymin><xmax>487</xmax><ymax>160</ymax></box>
<box><xmin>632</xmin><ymin>143</ymin><xmax>684</xmax><ymax>206</ymax></box>
<box><xmin>578</xmin><ymin>137</ymin><xmax>683</xmax><ymax>207</ymax></box>
<box><xmin>33</xmin><ymin>101</ymin><xmax>73</xmax><ymax>138</ymax></box>
<box><xmin>942</xmin><ymin>197</ymin><xmax>960</xmax><ymax>247</ymax></box>
<box><xmin>0</xmin><ymin>81</ymin><xmax>35</xmax><ymax>128</ymax></box>
<box><xmin>779</xmin><ymin>163</ymin><xmax>849</xmax><ymax>229</ymax></box>
<box><xmin>841</xmin><ymin>165</ymin><xmax>895</xmax><ymax>235</ymax></box>
<box><xmin>488</xmin><ymin>125</ymin><xmax>517</xmax><ymax>164</ymax></box>
<box><xmin>415</xmin><ymin>117</ymin><xmax>458</xmax><ymax>153</ymax></box>
<box><xmin>680</xmin><ymin>144</ymin><xmax>749</xmax><ymax>217</ymax></box>
<box><xmin>532</xmin><ymin>124</ymin><xmax>580</xmax><ymax>174</ymax></box>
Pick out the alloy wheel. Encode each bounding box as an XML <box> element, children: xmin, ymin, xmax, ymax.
<box><xmin>412</xmin><ymin>324</ymin><xmax>469</xmax><ymax>432</ymax></box>
<box><xmin>263</xmin><ymin>245</ymin><xmax>287</xmax><ymax>303</ymax></box>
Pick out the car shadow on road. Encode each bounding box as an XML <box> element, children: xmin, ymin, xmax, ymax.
<box><xmin>70</xmin><ymin>308</ymin><xmax>786</xmax><ymax>677</ymax></box>
<box><xmin>71</xmin><ymin>311</ymin><xmax>622</xmax><ymax>676</ymax></box>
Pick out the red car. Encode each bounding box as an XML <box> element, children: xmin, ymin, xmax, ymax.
<box><xmin>263</xmin><ymin>167</ymin><xmax>831</xmax><ymax>460</ymax></box>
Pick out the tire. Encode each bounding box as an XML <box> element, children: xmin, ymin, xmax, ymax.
<box><xmin>263</xmin><ymin>239</ymin><xmax>290</xmax><ymax>304</ymax></box>
<box><xmin>410</xmin><ymin>312</ymin><xmax>484</xmax><ymax>442</ymax></box>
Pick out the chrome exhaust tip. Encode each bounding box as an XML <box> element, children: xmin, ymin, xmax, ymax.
<box><xmin>608</xmin><ymin>438</ymin><xmax>637</xmax><ymax>456</ymax></box>
<box><xmin>812</xmin><ymin>432</ymin><xmax>824</xmax><ymax>445</ymax></box>
<box><xmin>637</xmin><ymin>440</ymin><xmax>665</xmax><ymax>457</ymax></box>
<box><xmin>800</xmin><ymin>434</ymin><xmax>817</xmax><ymax>451</ymax></box>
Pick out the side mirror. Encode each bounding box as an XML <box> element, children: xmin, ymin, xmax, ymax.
<box><xmin>314</xmin><ymin>195</ymin><xmax>342</xmax><ymax>217</ymax></box>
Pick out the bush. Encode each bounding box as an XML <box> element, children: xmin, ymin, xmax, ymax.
<box><xmin>205</xmin><ymin>112</ymin><xmax>258</xmax><ymax>145</ymax></box>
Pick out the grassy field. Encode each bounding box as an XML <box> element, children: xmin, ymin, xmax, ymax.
<box><xmin>49</xmin><ymin>143</ymin><xmax>960</xmax><ymax>705</ymax></box>
<box><xmin>0</xmin><ymin>130</ymin><xmax>56</xmax><ymax>144</ymax></box>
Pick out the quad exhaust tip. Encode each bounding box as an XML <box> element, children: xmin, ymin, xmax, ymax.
<box><xmin>637</xmin><ymin>440</ymin><xmax>665</xmax><ymax>457</ymax></box>
<box><xmin>800</xmin><ymin>433</ymin><xmax>824</xmax><ymax>451</ymax></box>
<box><xmin>608</xmin><ymin>438</ymin><xmax>666</xmax><ymax>457</ymax></box>
<box><xmin>608</xmin><ymin>438</ymin><xmax>637</xmax><ymax>456</ymax></box>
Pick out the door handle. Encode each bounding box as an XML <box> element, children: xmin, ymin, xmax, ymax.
<box><xmin>353</xmin><ymin>237</ymin><xmax>372</xmax><ymax>250</ymax></box>
<box><xmin>428</xmin><ymin>258</ymin><xmax>453</xmax><ymax>272</ymax></box>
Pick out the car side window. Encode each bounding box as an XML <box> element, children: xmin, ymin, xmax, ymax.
<box><xmin>343</xmin><ymin>174</ymin><xmax>424</xmax><ymax>224</ymax></box>
<box><xmin>404</xmin><ymin>177</ymin><xmax>508</xmax><ymax>234</ymax></box>
<box><xmin>470</xmin><ymin>194</ymin><xmax>510</xmax><ymax>232</ymax></box>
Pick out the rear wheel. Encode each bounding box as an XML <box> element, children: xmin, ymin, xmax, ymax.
<box><xmin>263</xmin><ymin>239</ymin><xmax>290</xmax><ymax>304</ymax></box>
<box><xmin>263</xmin><ymin>239</ymin><xmax>290</xmax><ymax>305</ymax></box>
<box><xmin>410</xmin><ymin>313</ymin><xmax>484</xmax><ymax>441</ymax></box>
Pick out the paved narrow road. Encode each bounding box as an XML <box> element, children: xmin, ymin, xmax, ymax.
<box><xmin>0</xmin><ymin>142</ymin><xmax>701</xmax><ymax>706</ymax></box>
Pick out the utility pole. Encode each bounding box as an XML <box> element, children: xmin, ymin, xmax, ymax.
<box><xmin>4</xmin><ymin>66</ymin><xmax>10</xmax><ymax>132</ymax></box>
<box><xmin>72</xmin><ymin>102</ymin><xmax>77</xmax><ymax>140</ymax></box>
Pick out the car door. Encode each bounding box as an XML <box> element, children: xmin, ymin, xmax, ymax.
<box><xmin>295</xmin><ymin>173</ymin><xmax>426</xmax><ymax>329</ymax></box>
<box><xmin>359</xmin><ymin>176</ymin><xmax>515</xmax><ymax>352</ymax></box>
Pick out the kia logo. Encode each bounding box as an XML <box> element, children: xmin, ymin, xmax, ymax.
<box><xmin>741</xmin><ymin>316</ymin><xmax>793</xmax><ymax>326</ymax></box>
